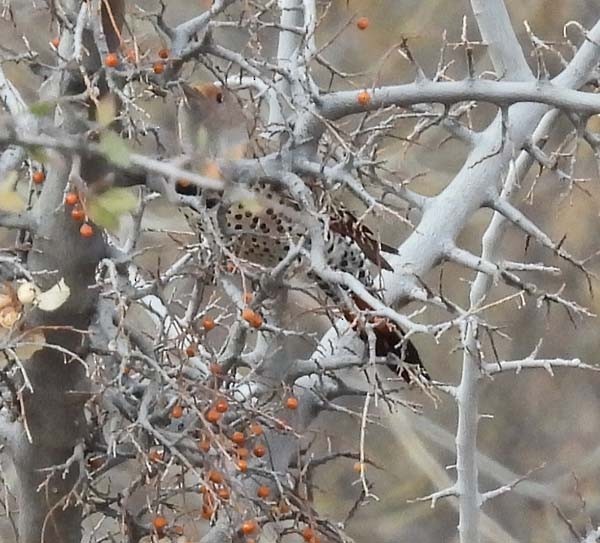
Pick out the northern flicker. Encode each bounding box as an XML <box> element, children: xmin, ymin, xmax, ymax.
<box><xmin>177</xmin><ymin>83</ymin><xmax>426</xmax><ymax>381</ymax></box>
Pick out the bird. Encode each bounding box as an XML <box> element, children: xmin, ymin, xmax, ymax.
<box><xmin>177</xmin><ymin>83</ymin><xmax>427</xmax><ymax>382</ymax></box>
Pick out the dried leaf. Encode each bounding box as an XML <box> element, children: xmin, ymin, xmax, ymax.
<box><xmin>37</xmin><ymin>278</ymin><xmax>70</xmax><ymax>311</ymax></box>
<box><xmin>14</xmin><ymin>330</ymin><xmax>46</xmax><ymax>360</ymax></box>
<box><xmin>0</xmin><ymin>307</ymin><xmax>20</xmax><ymax>329</ymax></box>
<box><xmin>0</xmin><ymin>294</ymin><xmax>12</xmax><ymax>311</ymax></box>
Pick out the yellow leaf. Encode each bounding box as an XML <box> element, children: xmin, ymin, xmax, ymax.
<box><xmin>96</xmin><ymin>95</ymin><xmax>117</xmax><ymax>127</ymax></box>
<box><xmin>0</xmin><ymin>171</ymin><xmax>25</xmax><ymax>213</ymax></box>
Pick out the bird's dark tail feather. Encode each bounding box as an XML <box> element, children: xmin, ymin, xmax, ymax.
<box><xmin>349</xmin><ymin>321</ymin><xmax>429</xmax><ymax>383</ymax></box>
<box><xmin>349</xmin><ymin>297</ymin><xmax>429</xmax><ymax>383</ymax></box>
<box><xmin>370</xmin><ymin>323</ymin><xmax>429</xmax><ymax>383</ymax></box>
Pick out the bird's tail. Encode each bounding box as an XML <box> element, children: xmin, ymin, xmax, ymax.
<box><xmin>347</xmin><ymin>297</ymin><xmax>429</xmax><ymax>383</ymax></box>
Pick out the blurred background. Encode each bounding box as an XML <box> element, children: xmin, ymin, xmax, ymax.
<box><xmin>2</xmin><ymin>1</ymin><xmax>600</xmax><ymax>542</ymax></box>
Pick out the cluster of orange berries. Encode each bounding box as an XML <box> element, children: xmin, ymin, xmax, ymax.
<box><xmin>196</xmin><ymin>424</ymin><xmax>271</xmax><ymax>521</ymax></box>
<box><xmin>30</xmin><ymin>172</ymin><xmax>93</xmax><ymax>237</ymax></box>
<box><xmin>151</xmin><ymin>400</ymin><xmax>306</xmax><ymax>537</ymax></box>
<box><xmin>64</xmin><ymin>191</ymin><xmax>94</xmax><ymax>238</ymax></box>
<box><xmin>239</xmin><ymin>291</ymin><xmax>264</xmax><ymax>329</ymax></box>
<box><xmin>103</xmin><ymin>46</ymin><xmax>170</xmax><ymax>75</ymax></box>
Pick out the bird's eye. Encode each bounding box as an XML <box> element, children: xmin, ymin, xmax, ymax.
<box><xmin>215</xmin><ymin>92</ymin><xmax>223</xmax><ymax>103</ymax></box>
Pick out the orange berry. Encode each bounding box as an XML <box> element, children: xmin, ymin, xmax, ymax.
<box><xmin>171</xmin><ymin>404</ymin><xmax>183</xmax><ymax>419</ymax></box>
<box><xmin>149</xmin><ymin>448</ymin><xmax>164</xmax><ymax>463</ymax></box>
<box><xmin>80</xmin><ymin>223</ymin><xmax>94</xmax><ymax>238</ymax></box>
<box><xmin>153</xmin><ymin>61</ymin><xmax>165</xmax><ymax>74</ymax></box>
<box><xmin>250</xmin><ymin>423</ymin><xmax>263</xmax><ymax>436</ymax></box>
<box><xmin>243</xmin><ymin>291</ymin><xmax>253</xmax><ymax>304</ymax></box>
<box><xmin>158</xmin><ymin>48</ymin><xmax>170</xmax><ymax>59</ymax></box>
<box><xmin>176</xmin><ymin>178</ymin><xmax>192</xmax><ymax>189</ymax></box>
<box><xmin>241</xmin><ymin>520</ymin><xmax>258</xmax><ymax>536</ymax></box>
<box><xmin>209</xmin><ymin>362</ymin><xmax>223</xmax><ymax>375</ymax></box>
<box><xmin>198</xmin><ymin>437</ymin><xmax>211</xmax><ymax>453</ymax></box>
<box><xmin>249</xmin><ymin>313</ymin><xmax>263</xmax><ymax>329</ymax></box>
<box><xmin>257</xmin><ymin>485</ymin><xmax>270</xmax><ymax>499</ymax></box>
<box><xmin>105</xmin><ymin>53</ymin><xmax>119</xmax><ymax>68</ymax></box>
<box><xmin>285</xmin><ymin>396</ymin><xmax>299</xmax><ymax>410</ymax></box>
<box><xmin>206</xmin><ymin>408</ymin><xmax>220</xmax><ymax>424</ymax></box>
<box><xmin>217</xmin><ymin>488</ymin><xmax>231</xmax><ymax>502</ymax></box>
<box><xmin>202</xmin><ymin>492</ymin><xmax>214</xmax><ymax>508</ymax></box>
<box><xmin>208</xmin><ymin>470</ymin><xmax>224</xmax><ymax>484</ymax></box>
<box><xmin>215</xmin><ymin>398</ymin><xmax>228</xmax><ymax>413</ymax></box>
<box><xmin>253</xmin><ymin>444</ymin><xmax>266</xmax><ymax>458</ymax></box>
<box><xmin>152</xmin><ymin>515</ymin><xmax>168</xmax><ymax>532</ymax></box>
<box><xmin>51</xmin><ymin>37</ymin><xmax>60</xmax><ymax>48</ymax></box>
<box><xmin>186</xmin><ymin>344</ymin><xmax>197</xmax><ymax>357</ymax></box>
<box><xmin>357</xmin><ymin>90</ymin><xmax>371</xmax><ymax>106</ymax></box>
<box><xmin>356</xmin><ymin>16</ymin><xmax>369</xmax><ymax>30</ymax></box>
<box><xmin>32</xmin><ymin>171</ymin><xmax>45</xmax><ymax>184</ymax></box>
<box><xmin>278</xmin><ymin>501</ymin><xmax>290</xmax><ymax>514</ymax></box>
<box><xmin>231</xmin><ymin>431</ymin><xmax>245</xmax><ymax>445</ymax></box>
<box><xmin>65</xmin><ymin>192</ymin><xmax>79</xmax><ymax>206</ymax></box>
<box><xmin>237</xmin><ymin>459</ymin><xmax>248</xmax><ymax>472</ymax></box>
<box><xmin>243</xmin><ymin>308</ymin><xmax>263</xmax><ymax>329</ymax></box>
<box><xmin>202</xmin><ymin>316</ymin><xmax>216</xmax><ymax>331</ymax></box>
<box><xmin>201</xmin><ymin>505</ymin><xmax>214</xmax><ymax>520</ymax></box>
<box><xmin>237</xmin><ymin>447</ymin><xmax>249</xmax><ymax>459</ymax></box>
<box><xmin>217</xmin><ymin>487</ymin><xmax>230</xmax><ymax>500</ymax></box>
<box><xmin>302</xmin><ymin>527</ymin><xmax>315</xmax><ymax>542</ymax></box>
<box><xmin>353</xmin><ymin>461</ymin><xmax>364</xmax><ymax>473</ymax></box>
<box><xmin>71</xmin><ymin>207</ymin><xmax>85</xmax><ymax>222</ymax></box>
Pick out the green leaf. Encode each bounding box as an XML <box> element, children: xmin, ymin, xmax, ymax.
<box><xmin>29</xmin><ymin>101</ymin><xmax>55</xmax><ymax>117</ymax></box>
<box><xmin>87</xmin><ymin>200</ymin><xmax>119</xmax><ymax>231</ymax></box>
<box><xmin>95</xmin><ymin>188</ymin><xmax>137</xmax><ymax>215</ymax></box>
<box><xmin>99</xmin><ymin>131</ymin><xmax>131</xmax><ymax>167</ymax></box>
<box><xmin>87</xmin><ymin>188</ymin><xmax>137</xmax><ymax>232</ymax></box>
